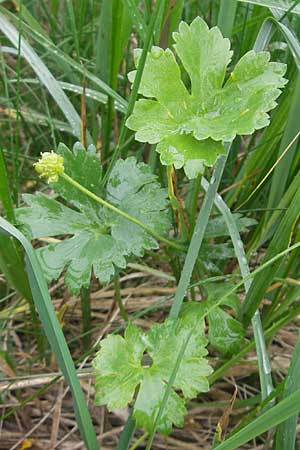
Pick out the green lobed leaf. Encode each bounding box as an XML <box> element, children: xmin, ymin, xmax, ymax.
<box><xmin>208</xmin><ymin>306</ymin><xmax>245</xmax><ymax>355</ymax></box>
<box><xmin>205</xmin><ymin>213</ymin><xmax>257</xmax><ymax>238</ymax></box>
<box><xmin>126</xmin><ymin>16</ymin><xmax>287</xmax><ymax>178</ymax></box>
<box><xmin>54</xmin><ymin>142</ymin><xmax>103</xmax><ymax>211</ymax></box>
<box><xmin>16</xmin><ymin>144</ymin><xmax>170</xmax><ymax>292</ymax></box>
<box><xmin>181</xmin><ymin>283</ymin><xmax>245</xmax><ymax>355</ymax></box>
<box><xmin>199</xmin><ymin>214</ymin><xmax>256</xmax><ymax>273</ymax></box>
<box><xmin>93</xmin><ymin>312</ymin><xmax>212</xmax><ymax>435</ymax></box>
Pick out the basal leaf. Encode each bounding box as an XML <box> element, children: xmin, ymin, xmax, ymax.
<box><xmin>93</xmin><ymin>312</ymin><xmax>212</xmax><ymax>435</ymax></box>
<box><xmin>198</xmin><ymin>214</ymin><xmax>256</xmax><ymax>274</ymax></box>
<box><xmin>94</xmin><ymin>323</ymin><xmax>144</xmax><ymax>410</ymax></box>
<box><xmin>173</xmin><ymin>17</ymin><xmax>233</xmax><ymax>109</ymax></box>
<box><xmin>16</xmin><ymin>145</ymin><xmax>170</xmax><ymax>292</ymax></box>
<box><xmin>186</xmin><ymin>50</ymin><xmax>287</xmax><ymax>142</ymax></box>
<box><xmin>54</xmin><ymin>141</ymin><xmax>103</xmax><ymax>211</ymax></box>
<box><xmin>134</xmin><ymin>374</ymin><xmax>186</xmax><ymax>435</ymax></box>
<box><xmin>126</xmin><ymin>16</ymin><xmax>287</xmax><ymax>178</ymax></box>
<box><xmin>156</xmin><ymin>134</ymin><xmax>224</xmax><ymax>179</ymax></box>
<box><xmin>208</xmin><ymin>306</ymin><xmax>245</xmax><ymax>355</ymax></box>
<box><xmin>181</xmin><ymin>283</ymin><xmax>245</xmax><ymax>355</ymax></box>
<box><xmin>205</xmin><ymin>213</ymin><xmax>257</xmax><ymax>238</ymax></box>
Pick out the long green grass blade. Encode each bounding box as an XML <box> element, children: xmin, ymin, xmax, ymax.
<box><xmin>65</xmin><ymin>0</ymin><xmax>80</xmax><ymax>61</ymax></box>
<box><xmin>0</xmin><ymin>11</ymin><xmax>90</xmax><ymax>143</ymax></box>
<box><xmin>95</xmin><ymin>0</ymin><xmax>131</xmax><ymax>157</ymax></box>
<box><xmin>241</xmin><ymin>184</ymin><xmax>300</xmax><ymax>325</ymax></box>
<box><xmin>0</xmin><ymin>149</ymin><xmax>32</xmax><ymax>301</ymax></box>
<box><xmin>217</xmin><ymin>0</ymin><xmax>238</xmax><ymax>37</ymax></box>
<box><xmin>103</xmin><ymin>0</ymin><xmax>166</xmax><ymax>183</ymax></box>
<box><xmin>274</xmin><ymin>335</ymin><xmax>300</xmax><ymax>450</ymax></box>
<box><xmin>0</xmin><ymin>217</ymin><xmax>99</xmax><ymax>450</ymax></box>
<box><xmin>116</xmin><ymin>412</ymin><xmax>136</xmax><ymax>450</ymax></box>
<box><xmin>201</xmin><ymin>178</ymin><xmax>274</xmax><ymax>400</ymax></box>
<box><xmin>169</xmin><ymin>143</ymin><xmax>231</xmax><ymax>319</ymax></box>
<box><xmin>5</xmin><ymin>74</ymin><xmax>126</xmax><ymax>112</ymax></box>
<box><xmin>213</xmin><ymin>390</ymin><xmax>300</xmax><ymax>450</ymax></box>
<box><xmin>0</xmin><ymin>7</ymin><xmax>127</xmax><ymax>110</ymax></box>
<box><xmin>12</xmin><ymin>0</ymin><xmax>48</xmax><ymax>37</ymax></box>
<box><xmin>122</xmin><ymin>0</ymin><xmax>146</xmax><ymax>40</ymax></box>
<box><xmin>267</xmin><ymin>73</ymin><xmax>300</xmax><ymax>213</ymax></box>
<box><xmin>238</xmin><ymin>0</ymin><xmax>300</xmax><ymax>14</ymax></box>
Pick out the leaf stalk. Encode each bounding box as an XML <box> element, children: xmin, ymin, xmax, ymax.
<box><xmin>61</xmin><ymin>173</ymin><xmax>185</xmax><ymax>252</ymax></box>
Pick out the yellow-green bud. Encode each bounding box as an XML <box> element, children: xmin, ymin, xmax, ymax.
<box><xmin>34</xmin><ymin>151</ymin><xmax>64</xmax><ymax>183</ymax></box>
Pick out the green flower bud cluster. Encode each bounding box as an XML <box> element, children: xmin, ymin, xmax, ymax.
<box><xmin>34</xmin><ymin>151</ymin><xmax>64</xmax><ymax>183</ymax></box>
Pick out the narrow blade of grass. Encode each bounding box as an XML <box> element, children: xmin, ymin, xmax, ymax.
<box><xmin>65</xmin><ymin>0</ymin><xmax>80</xmax><ymax>62</ymax></box>
<box><xmin>103</xmin><ymin>0</ymin><xmax>166</xmax><ymax>183</ymax></box>
<box><xmin>217</xmin><ymin>0</ymin><xmax>238</xmax><ymax>37</ymax></box>
<box><xmin>202</xmin><ymin>177</ymin><xmax>274</xmax><ymax>400</ymax></box>
<box><xmin>213</xmin><ymin>390</ymin><xmax>300</xmax><ymax>450</ymax></box>
<box><xmin>0</xmin><ymin>149</ymin><xmax>32</xmax><ymax>301</ymax></box>
<box><xmin>0</xmin><ymin>217</ymin><xmax>99</xmax><ymax>450</ymax></box>
<box><xmin>116</xmin><ymin>412</ymin><xmax>136</xmax><ymax>450</ymax></box>
<box><xmin>0</xmin><ymin>11</ymin><xmax>90</xmax><ymax>143</ymax></box>
<box><xmin>0</xmin><ymin>7</ymin><xmax>128</xmax><ymax>110</ymax></box>
<box><xmin>12</xmin><ymin>0</ymin><xmax>48</xmax><ymax>37</ymax></box>
<box><xmin>169</xmin><ymin>143</ymin><xmax>231</xmax><ymax>319</ymax></box>
<box><xmin>241</xmin><ymin>184</ymin><xmax>300</xmax><ymax>326</ymax></box>
<box><xmin>267</xmin><ymin>73</ymin><xmax>300</xmax><ymax>214</ymax></box>
<box><xmin>238</xmin><ymin>0</ymin><xmax>300</xmax><ymax>14</ymax></box>
<box><xmin>95</xmin><ymin>0</ymin><xmax>131</xmax><ymax>158</ymax></box>
<box><xmin>122</xmin><ymin>0</ymin><xmax>147</xmax><ymax>41</ymax></box>
<box><xmin>274</xmin><ymin>335</ymin><xmax>300</xmax><ymax>450</ymax></box>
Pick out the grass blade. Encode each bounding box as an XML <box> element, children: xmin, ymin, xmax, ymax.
<box><xmin>169</xmin><ymin>143</ymin><xmax>231</xmax><ymax>319</ymax></box>
<box><xmin>65</xmin><ymin>0</ymin><xmax>80</xmax><ymax>62</ymax></box>
<box><xmin>217</xmin><ymin>0</ymin><xmax>238</xmax><ymax>37</ymax></box>
<box><xmin>267</xmin><ymin>73</ymin><xmax>300</xmax><ymax>213</ymax></box>
<box><xmin>0</xmin><ymin>7</ymin><xmax>128</xmax><ymax>110</ymax></box>
<box><xmin>116</xmin><ymin>412</ymin><xmax>136</xmax><ymax>450</ymax></box>
<box><xmin>213</xmin><ymin>390</ymin><xmax>300</xmax><ymax>450</ymax></box>
<box><xmin>0</xmin><ymin>11</ymin><xmax>90</xmax><ymax>143</ymax></box>
<box><xmin>202</xmin><ymin>178</ymin><xmax>274</xmax><ymax>400</ymax></box>
<box><xmin>95</xmin><ymin>0</ymin><xmax>131</xmax><ymax>158</ymax></box>
<box><xmin>241</xmin><ymin>184</ymin><xmax>300</xmax><ymax>326</ymax></box>
<box><xmin>238</xmin><ymin>0</ymin><xmax>300</xmax><ymax>14</ymax></box>
<box><xmin>103</xmin><ymin>0</ymin><xmax>166</xmax><ymax>183</ymax></box>
<box><xmin>122</xmin><ymin>0</ymin><xmax>147</xmax><ymax>40</ymax></box>
<box><xmin>0</xmin><ymin>149</ymin><xmax>32</xmax><ymax>301</ymax></box>
<box><xmin>5</xmin><ymin>74</ymin><xmax>126</xmax><ymax>112</ymax></box>
<box><xmin>0</xmin><ymin>217</ymin><xmax>99</xmax><ymax>450</ymax></box>
<box><xmin>274</xmin><ymin>335</ymin><xmax>300</xmax><ymax>450</ymax></box>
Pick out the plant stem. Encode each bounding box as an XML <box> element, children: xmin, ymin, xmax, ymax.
<box><xmin>80</xmin><ymin>286</ymin><xmax>91</xmax><ymax>350</ymax></box>
<box><xmin>129</xmin><ymin>432</ymin><xmax>149</xmax><ymax>450</ymax></box>
<box><xmin>167</xmin><ymin>165</ymin><xmax>188</xmax><ymax>240</ymax></box>
<box><xmin>169</xmin><ymin>143</ymin><xmax>231</xmax><ymax>319</ymax></box>
<box><xmin>61</xmin><ymin>173</ymin><xmax>185</xmax><ymax>252</ymax></box>
<box><xmin>114</xmin><ymin>273</ymin><xmax>128</xmax><ymax>322</ymax></box>
<box><xmin>188</xmin><ymin>173</ymin><xmax>202</xmax><ymax>234</ymax></box>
